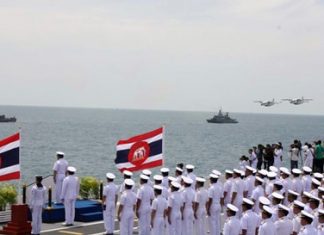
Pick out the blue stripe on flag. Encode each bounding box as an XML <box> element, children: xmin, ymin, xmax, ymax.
<box><xmin>0</xmin><ymin>148</ymin><xmax>20</xmax><ymax>169</ymax></box>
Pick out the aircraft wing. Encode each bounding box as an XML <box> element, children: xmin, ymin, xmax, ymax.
<box><xmin>253</xmin><ymin>100</ymin><xmax>263</xmax><ymax>103</ymax></box>
<box><xmin>281</xmin><ymin>99</ymin><xmax>292</xmax><ymax>101</ymax></box>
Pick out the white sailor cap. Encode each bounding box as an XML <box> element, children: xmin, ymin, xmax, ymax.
<box><xmin>183</xmin><ymin>177</ymin><xmax>193</xmax><ymax>185</ymax></box>
<box><xmin>269</xmin><ymin>166</ymin><xmax>278</xmax><ymax>173</ymax></box>
<box><xmin>56</xmin><ymin>151</ymin><xmax>65</xmax><ymax>156</ymax></box>
<box><xmin>263</xmin><ymin>205</ymin><xmax>274</xmax><ymax>215</ymax></box>
<box><xmin>255</xmin><ymin>176</ymin><xmax>264</xmax><ymax>183</ymax></box>
<box><xmin>318</xmin><ymin>209</ymin><xmax>324</xmax><ymax>215</ymax></box>
<box><xmin>303</xmin><ymin>191</ymin><xmax>313</xmax><ymax>198</ymax></box>
<box><xmin>140</xmin><ymin>174</ymin><xmax>150</xmax><ymax>180</ymax></box>
<box><xmin>106</xmin><ymin>173</ymin><xmax>115</xmax><ymax>179</ymax></box>
<box><xmin>314</xmin><ymin>173</ymin><xmax>323</xmax><ymax>179</ymax></box>
<box><xmin>280</xmin><ymin>167</ymin><xmax>291</xmax><ymax>175</ymax></box>
<box><xmin>196</xmin><ymin>177</ymin><xmax>206</xmax><ymax>183</ymax></box>
<box><xmin>67</xmin><ymin>166</ymin><xmax>76</xmax><ymax>173</ymax></box>
<box><xmin>168</xmin><ymin>176</ymin><xmax>177</xmax><ymax>182</ymax></box>
<box><xmin>318</xmin><ymin>187</ymin><xmax>324</xmax><ymax>192</ymax></box>
<box><xmin>153</xmin><ymin>175</ymin><xmax>163</xmax><ymax>181</ymax></box>
<box><xmin>142</xmin><ymin>169</ymin><xmax>152</xmax><ymax>176</ymax></box>
<box><xmin>309</xmin><ymin>196</ymin><xmax>321</xmax><ymax>203</ymax></box>
<box><xmin>293</xmin><ymin>200</ymin><xmax>305</xmax><ymax>208</ymax></box>
<box><xmin>278</xmin><ymin>204</ymin><xmax>290</xmax><ymax>212</ymax></box>
<box><xmin>292</xmin><ymin>168</ymin><xmax>302</xmax><ymax>175</ymax></box>
<box><xmin>301</xmin><ymin>210</ymin><xmax>314</xmax><ymax>220</ymax></box>
<box><xmin>312</xmin><ymin>178</ymin><xmax>321</xmax><ymax>186</ymax></box>
<box><xmin>274</xmin><ymin>180</ymin><xmax>283</xmax><ymax>186</ymax></box>
<box><xmin>153</xmin><ymin>185</ymin><xmax>163</xmax><ymax>191</ymax></box>
<box><xmin>212</xmin><ymin>170</ymin><xmax>222</xmax><ymax>176</ymax></box>
<box><xmin>258</xmin><ymin>169</ymin><xmax>268</xmax><ymax>176</ymax></box>
<box><xmin>176</xmin><ymin>167</ymin><xmax>183</xmax><ymax>172</ymax></box>
<box><xmin>288</xmin><ymin>190</ymin><xmax>299</xmax><ymax>197</ymax></box>
<box><xmin>186</xmin><ymin>164</ymin><xmax>195</xmax><ymax>170</ymax></box>
<box><xmin>272</xmin><ymin>192</ymin><xmax>284</xmax><ymax>200</ymax></box>
<box><xmin>302</xmin><ymin>166</ymin><xmax>312</xmax><ymax>173</ymax></box>
<box><xmin>124</xmin><ymin>178</ymin><xmax>135</xmax><ymax>186</ymax></box>
<box><xmin>123</xmin><ymin>170</ymin><xmax>133</xmax><ymax>177</ymax></box>
<box><xmin>160</xmin><ymin>168</ymin><xmax>170</xmax><ymax>173</ymax></box>
<box><xmin>233</xmin><ymin>169</ymin><xmax>241</xmax><ymax>174</ymax></box>
<box><xmin>226</xmin><ymin>204</ymin><xmax>238</xmax><ymax>213</ymax></box>
<box><xmin>246</xmin><ymin>166</ymin><xmax>255</xmax><ymax>172</ymax></box>
<box><xmin>209</xmin><ymin>174</ymin><xmax>219</xmax><ymax>179</ymax></box>
<box><xmin>259</xmin><ymin>196</ymin><xmax>270</xmax><ymax>205</ymax></box>
<box><xmin>242</xmin><ymin>198</ymin><xmax>254</xmax><ymax>206</ymax></box>
<box><xmin>225</xmin><ymin>169</ymin><xmax>233</xmax><ymax>174</ymax></box>
<box><xmin>171</xmin><ymin>181</ymin><xmax>181</xmax><ymax>189</ymax></box>
<box><xmin>267</xmin><ymin>171</ymin><xmax>277</xmax><ymax>178</ymax></box>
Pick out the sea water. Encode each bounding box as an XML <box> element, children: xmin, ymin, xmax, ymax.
<box><xmin>0</xmin><ymin>105</ymin><xmax>323</xmax><ymax>184</ymax></box>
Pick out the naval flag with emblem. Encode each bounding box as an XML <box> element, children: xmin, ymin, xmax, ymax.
<box><xmin>115</xmin><ymin>127</ymin><xmax>164</xmax><ymax>172</ymax></box>
<box><xmin>0</xmin><ymin>133</ymin><xmax>20</xmax><ymax>181</ymax></box>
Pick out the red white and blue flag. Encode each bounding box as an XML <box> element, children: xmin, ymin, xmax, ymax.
<box><xmin>0</xmin><ymin>133</ymin><xmax>20</xmax><ymax>181</ymax></box>
<box><xmin>115</xmin><ymin>127</ymin><xmax>164</xmax><ymax>172</ymax></box>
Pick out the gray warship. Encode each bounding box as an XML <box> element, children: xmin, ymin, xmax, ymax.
<box><xmin>207</xmin><ymin>109</ymin><xmax>238</xmax><ymax>124</ymax></box>
<box><xmin>0</xmin><ymin>115</ymin><xmax>17</xmax><ymax>123</ymax></box>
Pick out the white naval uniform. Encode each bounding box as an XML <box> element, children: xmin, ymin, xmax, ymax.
<box><xmin>208</xmin><ymin>182</ymin><xmax>223</xmax><ymax>235</ymax></box>
<box><xmin>244</xmin><ymin>175</ymin><xmax>255</xmax><ymax>198</ymax></box>
<box><xmin>274</xmin><ymin>217</ymin><xmax>293</xmax><ymax>235</ymax></box>
<box><xmin>60</xmin><ymin>174</ymin><xmax>79</xmax><ymax>225</ymax></box>
<box><xmin>251</xmin><ymin>185</ymin><xmax>265</xmax><ymax>213</ymax></box>
<box><xmin>53</xmin><ymin>158</ymin><xmax>68</xmax><ymax>203</ymax></box>
<box><xmin>299</xmin><ymin>224</ymin><xmax>318</xmax><ymax>235</ymax></box>
<box><xmin>182</xmin><ymin>186</ymin><xmax>195</xmax><ymax>235</ymax></box>
<box><xmin>302</xmin><ymin>175</ymin><xmax>312</xmax><ymax>193</ymax></box>
<box><xmin>292</xmin><ymin>214</ymin><xmax>302</xmax><ymax>234</ymax></box>
<box><xmin>151</xmin><ymin>195</ymin><xmax>168</xmax><ymax>235</ymax></box>
<box><xmin>265</xmin><ymin>180</ymin><xmax>275</xmax><ymax>196</ymax></box>
<box><xmin>231</xmin><ymin>177</ymin><xmax>244</xmax><ymax>216</ymax></box>
<box><xmin>274</xmin><ymin>148</ymin><xmax>283</xmax><ymax>168</ymax></box>
<box><xmin>223</xmin><ymin>216</ymin><xmax>240</xmax><ymax>235</ymax></box>
<box><xmin>103</xmin><ymin>182</ymin><xmax>118</xmax><ymax>234</ymax></box>
<box><xmin>137</xmin><ymin>183</ymin><xmax>154</xmax><ymax>235</ymax></box>
<box><xmin>30</xmin><ymin>185</ymin><xmax>46</xmax><ymax>235</ymax></box>
<box><xmin>162</xmin><ymin>177</ymin><xmax>169</xmax><ymax>189</ymax></box>
<box><xmin>223</xmin><ymin>178</ymin><xmax>233</xmax><ymax>206</ymax></box>
<box><xmin>187</xmin><ymin>172</ymin><xmax>196</xmax><ymax>189</ymax></box>
<box><xmin>258</xmin><ymin>218</ymin><xmax>275</xmax><ymax>235</ymax></box>
<box><xmin>194</xmin><ymin>187</ymin><xmax>208</xmax><ymax>235</ymax></box>
<box><xmin>168</xmin><ymin>190</ymin><xmax>183</xmax><ymax>235</ymax></box>
<box><xmin>318</xmin><ymin>223</ymin><xmax>324</xmax><ymax>235</ymax></box>
<box><xmin>292</xmin><ymin>177</ymin><xmax>303</xmax><ymax>195</ymax></box>
<box><xmin>120</xmin><ymin>189</ymin><xmax>137</xmax><ymax>235</ymax></box>
<box><xmin>240</xmin><ymin>209</ymin><xmax>259</xmax><ymax>235</ymax></box>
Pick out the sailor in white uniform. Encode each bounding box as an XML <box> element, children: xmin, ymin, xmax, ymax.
<box><xmin>194</xmin><ymin>177</ymin><xmax>208</xmax><ymax>235</ymax></box>
<box><xmin>265</xmin><ymin>172</ymin><xmax>277</xmax><ymax>197</ymax></box>
<box><xmin>291</xmin><ymin>169</ymin><xmax>303</xmax><ymax>195</ymax></box>
<box><xmin>142</xmin><ymin>169</ymin><xmax>154</xmax><ymax>188</ymax></box>
<box><xmin>160</xmin><ymin>168</ymin><xmax>170</xmax><ymax>189</ymax></box>
<box><xmin>311</xmin><ymin>178</ymin><xmax>321</xmax><ymax>197</ymax></box>
<box><xmin>240</xmin><ymin>198</ymin><xmax>259</xmax><ymax>235</ymax></box>
<box><xmin>302</xmin><ymin>166</ymin><xmax>313</xmax><ymax>193</ymax></box>
<box><xmin>299</xmin><ymin>210</ymin><xmax>317</xmax><ymax>235</ymax></box>
<box><xmin>287</xmin><ymin>190</ymin><xmax>300</xmax><ymax>218</ymax></box>
<box><xmin>223</xmin><ymin>170</ymin><xmax>234</xmax><ymax>207</ymax></box>
<box><xmin>167</xmin><ymin>181</ymin><xmax>183</xmax><ymax>235</ymax></box>
<box><xmin>244</xmin><ymin>166</ymin><xmax>255</xmax><ymax>198</ymax></box>
<box><xmin>136</xmin><ymin>174</ymin><xmax>154</xmax><ymax>235</ymax></box>
<box><xmin>53</xmin><ymin>151</ymin><xmax>68</xmax><ymax>203</ymax></box>
<box><xmin>186</xmin><ymin>164</ymin><xmax>196</xmax><ymax>189</ymax></box>
<box><xmin>119</xmin><ymin>170</ymin><xmax>134</xmax><ymax>193</ymax></box>
<box><xmin>118</xmin><ymin>179</ymin><xmax>137</xmax><ymax>235</ymax></box>
<box><xmin>231</xmin><ymin>169</ymin><xmax>244</xmax><ymax>216</ymax></box>
<box><xmin>181</xmin><ymin>176</ymin><xmax>195</xmax><ymax>235</ymax></box>
<box><xmin>151</xmin><ymin>185</ymin><xmax>168</xmax><ymax>235</ymax></box>
<box><xmin>30</xmin><ymin>176</ymin><xmax>46</xmax><ymax>235</ymax></box>
<box><xmin>270</xmin><ymin>192</ymin><xmax>284</xmax><ymax>221</ymax></box>
<box><xmin>317</xmin><ymin>209</ymin><xmax>324</xmax><ymax>235</ymax></box>
<box><xmin>292</xmin><ymin>200</ymin><xmax>305</xmax><ymax>235</ymax></box>
<box><xmin>309</xmin><ymin>196</ymin><xmax>320</xmax><ymax>227</ymax></box>
<box><xmin>175</xmin><ymin>167</ymin><xmax>183</xmax><ymax>184</ymax></box>
<box><xmin>223</xmin><ymin>204</ymin><xmax>240</xmax><ymax>235</ymax></box>
<box><xmin>251</xmin><ymin>177</ymin><xmax>265</xmax><ymax>213</ymax></box>
<box><xmin>153</xmin><ymin>175</ymin><xmax>168</xmax><ymax>199</ymax></box>
<box><xmin>258</xmin><ymin>206</ymin><xmax>275</xmax><ymax>235</ymax></box>
<box><xmin>274</xmin><ymin>204</ymin><xmax>293</xmax><ymax>235</ymax></box>
<box><xmin>60</xmin><ymin>166</ymin><xmax>80</xmax><ymax>226</ymax></box>
<box><xmin>102</xmin><ymin>173</ymin><xmax>118</xmax><ymax>235</ymax></box>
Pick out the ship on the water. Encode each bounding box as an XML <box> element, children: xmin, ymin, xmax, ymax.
<box><xmin>0</xmin><ymin>115</ymin><xmax>17</xmax><ymax>123</ymax></box>
<box><xmin>207</xmin><ymin>109</ymin><xmax>238</xmax><ymax>124</ymax></box>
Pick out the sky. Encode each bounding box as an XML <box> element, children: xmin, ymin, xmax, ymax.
<box><xmin>0</xmin><ymin>0</ymin><xmax>323</xmax><ymax>115</ymax></box>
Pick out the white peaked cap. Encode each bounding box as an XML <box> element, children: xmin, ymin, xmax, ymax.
<box><xmin>292</xmin><ymin>168</ymin><xmax>302</xmax><ymax>174</ymax></box>
<box><xmin>153</xmin><ymin>175</ymin><xmax>163</xmax><ymax>181</ymax></box>
<box><xmin>269</xmin><ymin>166</ymin><xmax>278</xmax><ymax>173</ymax></box>
<box><xmin>183</xmin><ymin>177</ymin><xmax>193</xmax><ymax>185</ymax></box>
<box><xmin>258</xmin><ymin>169</ymin><xmax>268</xmax><ymax>176</ymax></box>
<box><xmin>263</xmin><ymin>205</ymin><xmax>274</xmax><ymax>214</ymax></box>
<box><xmin>233</xmin><ymin>169</ymin><xmax>241</xmax><ymax>174</ymax></box>
<box><xmin>272</xmin><ymin>192</ymin><xmax>284</xmax><ymax>200</ymax></box>
<box><xmin>318</xmin><ymin>187</ymin><xmax>324</xmax><ymax>192</ymax></box>
<box><xmin>243</xmin><ymin>198</ymin><xmax>254</xmax><ymax>206</ymax></box>
<box><xmin>209</xmin><ymin>174</ymin><xmax>218</xmax><ymax>179</ymax></box>
<box><xmin>123</xmin><ymin>170</ymin><xmax>133</xmax><ymax>177</ymax></box>
<box><xmin>259</xmin><ymin>196</ymin><xmax>270</xmax><ymax>205</ymax></box>
<box><xmin>56</xmin><ymin>151</ymin><xmax>65</xmax><ymax>156</ymax></box>
<box><xmin>302</xmin><ymin>166</ymin><xmax>312</xmax><ymax>173</ymax></box>
<box><xmin>142</xmin><ymin>169</ymin><xmax>152</xmax><ymax>176</ymax></box>
<box><xmin>160</xmin><ymin>167</ymin><xmax>170</xmax><ymax>173</ymax></box>
<box><xmin>67</xmin><ymin>166</ymin><xmax>76</xmax><ymax>173</ymax></box>
<box><xmin>280</xmin><ymin>167</ymin><xmax>291</xmax><ymax>175</ymax></box>
<box><xmin>226</xmin><ymin>204</ymin><xmax>238</xmax><ymax>212</ymax></box>
<box><xmin>303</xmin><ymin>191</ymin><xmax>313</xmax><ymax>198</ymax></box>
<box><xmin>318</xmin><ymin>209</ymin><xmax>324</xmax><ymax>215</ymax></box>
<box><xmin>196</xmin><ymin>177</ymin><xmax>206</xmax><ymax>183</ymax></box>
<box><xmin>212</xmin><ymin>170</ymin><xmax>222</xmax><ymax>176</ymax></box>
<box><xmin>168</xmin><ymin>176</ymin><xmax>177</xmax><ymax>182</ymax></box>
<box><xmin>124</xmin><ymin>179</ymin><xmax>134</xmax><ymax>186</ymax></box>
<box><xmin>140</xmin><ymin>174</ymin><xmax>150</xmax><ymax>180</ymax></box>
<box><xmin>312</xmin><ymin>178</ymin><xmax>321</xmax><ymax>186</ymax></box>
<box><xmin>186</xmin><ymin>164</ymin><xmax>195</xmax><ymax>170</ymax></box>
<box><xmin>274</xmin><ymin>180</ymin><xmax>283</xmax><ymax>186</ymax></box>
<box><xmin>278</xmin><ymin>204</ymin><xmax>290</xmax><ymax>212</ymax></box>
<box><xmin>288</xmin><ymin>190</ymin><xmax>299</xmax><ymax>197</ymax></box>
<box><xmin>106</xmin><ymin>173</ymin><xmax>115</xmax><ymax>179</ymax></box>
<box><xmin>176</xmin><ymin>167</ymin><xmax>183</xmax><ymax>172</ymax></box>
<box><xmin>255</xmin><ymin>176</ymin><xmax>264</xmax><ymax>183</ymax></box>
<box><xmin>267</xmin><ymin>172</ymin><xmax>277</xmax><ymax>178</ymax></box>
<box><xmin>225</xmin><ymin>170</ymin><xmax>234</xmax><ymax>174</ymax></box>
<box><xmin>171</xmin><ymin>181</ymin><xmax>181</xmax><ymax>189</ymax></box>
<box><xmin>153</xmin><ymin>185</ymin><xmax>163</xmax><ymax>191</ymax></box>
<box><xmin>314</xmin><ymin>173</ymin><xmax>323</xmax><ymax>179</ymax></box>
<box><xmin>301</xmin><ymin>210</ymin><xmax>314</xmax><ymax>220</ymax></box>
<box><xmin>246</xmin><ymin>166</ymin><xmax>255</xmax><ymax>172</ymax></box>
<box><xmin>293</xmin><ymin>200</ymin><xmax>305</xmax><ymax>208</ymax></box>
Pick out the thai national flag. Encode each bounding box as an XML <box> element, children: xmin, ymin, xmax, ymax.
<box><xmin>0</xmin><ymin>133</ymin><xmax>20</xmax><ymax>181</ymax></box>
<box><xmin>115</xmin><ymin>127</ymin><xmax>164</xmax><ymax>172</ymax></box>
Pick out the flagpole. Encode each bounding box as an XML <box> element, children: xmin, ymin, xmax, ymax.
<box><xmin>162</xmin><ymin>125</ymin><xmax>165</xmax><ymax>167</ymax></box>
<box><xmin>18</xmin><ymin>127</ymin><xmax>22</xmax><ymax>204</ymax></box>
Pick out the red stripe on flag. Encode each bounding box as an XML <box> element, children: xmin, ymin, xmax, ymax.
<box><xmin>0</xmin><ymin>171</ymin><xmax>20</xmax><ymax>182</ymax></box>
<box><xmin>117</xmin><ymin>127</ymin><xmax>163</xmax><ymax>145</ymax></box>
<box><xmin>0</xmin><ymin>133</ymin><xmax>20</xmax><ymax>148</ymax></box>
<box><xmin>118</xmin><ymin>159</ymin><xmax>163</xmax><ymax>173</ymax></box>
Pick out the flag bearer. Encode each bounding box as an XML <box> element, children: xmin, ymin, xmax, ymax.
<box><xmin>53</xmin><ymin>151</ymin><xmax>68</xmax><ymax>204</ymax></box>
<box><xmin>223</xmin><ymin>204</ymin><xmax>240</xmax><ymax>235</ymax></box>
<box><xmin>167</xmin><ymin>181</ymin><xmax>183</xmax><ymax>235</ymax></box>
<box><xmin>102</xmin><ymin>173</ymin><xmax>118</xmax><ymax>235</ymax></box>
<box><xmin>151</xmin><ymin>185</ymin><xmax>168</xmax><ymax>235</ymax></box>
<box><xmin>60</xmin><ymin>166</ymin><xmax>80</xmax><ymax>226</ymax></box>
<box><xmin>118</xmin><ymin>179</ymin><xmax>137</xmax><ymax>235</ymax></box>
<box><xmin>194</xmin><ymin>177</ymin><xmax>208</xmax><ymax>235</ymax></box>
<box><xmin>30</xmin><ymin>176</ymin><xmax>46</xmax><ymax>235</ymax></box>
<box><xmin>181</xmin><ymin>177</ymin><xmax>195</xmax><ymax>235</ymax></box>
<box><xmin>136</xmin><ymin>174</ymin><xmax>154</xmax><ymax>235</ymax></box>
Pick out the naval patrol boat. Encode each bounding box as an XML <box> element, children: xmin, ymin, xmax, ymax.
<box><xmin>0</xmin><ymin>115</ymin><xmax>17</xmax><ymax>123</ymax></box>
<box><xmin>207</xmin><ymin>109</ymin><xmax>238</xmax><ymax>124</ymax></box>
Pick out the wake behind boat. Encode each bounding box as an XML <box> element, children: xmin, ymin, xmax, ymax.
<box><xmin>207</xmin><ymin>109</ymin><xmax>238</xmax><ymax>124</ymax></box>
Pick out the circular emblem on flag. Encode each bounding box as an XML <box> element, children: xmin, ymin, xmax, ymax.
<box><xmin>128</xmin><ymin>141</ymin><xmax>150</xmax><ymax>167</ymax></box>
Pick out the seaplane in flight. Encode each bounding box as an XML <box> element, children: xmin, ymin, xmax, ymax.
<box><xmin>281</xmin><ymin>97</ymin><xmax>313</xmax><ymax>105</ymax></box>
<box><xmin>254</xmin><ymin>98</ymin><xmax>280</xmax><ymax>107</ymax></box>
